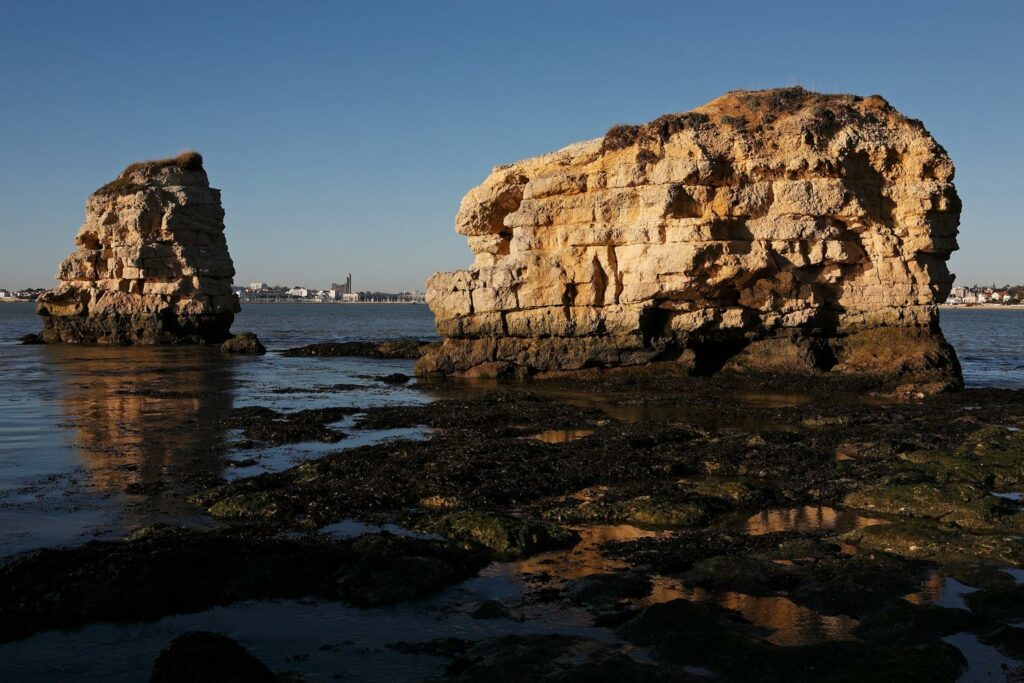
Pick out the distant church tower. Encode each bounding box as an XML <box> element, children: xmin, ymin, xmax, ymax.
<box><xmin>331</xmin><ymin>273</ymin><xmax>353</xmax><ymax>294</ymax></box>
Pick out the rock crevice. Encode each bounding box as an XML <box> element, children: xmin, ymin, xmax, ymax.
<box><xmin>36</xmin><ymin>151</ymin><xmax>240</xmax><ymax>344</ymax></box>
<box><xmin>418</xmin><ymin>88</ymin><xmax>962</xmax><ymax>388</ymax></box>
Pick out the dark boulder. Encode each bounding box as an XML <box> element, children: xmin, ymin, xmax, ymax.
<box><xmin>150</xmin><ymin>631</ymin><xmax>275</xmax><ymax>683</ymax></box>
<box><xmin>222</xmin><ymin>332</ymin><xmax>266</xmax><ymax>355</ymax></box>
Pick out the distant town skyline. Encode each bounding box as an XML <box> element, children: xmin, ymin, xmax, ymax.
<box><xmin>2</xmin><ymin>1</ymin><xmax>1022</xmax><ymax>290</ymax></box>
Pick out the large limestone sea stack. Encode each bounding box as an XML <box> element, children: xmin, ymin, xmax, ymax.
<box><xmin>419</xmin><ymin>87</ymin><xmax>963</xmax><ymax>390</ymax></box>
<box><xmin>36</xmin><ymin>152</ymin><xmax>240</xmax><ymax>344</ymax></box>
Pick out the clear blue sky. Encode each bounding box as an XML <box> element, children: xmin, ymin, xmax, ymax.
<box><xmin>1</xmin><ymin>0</ymin><xmax>1021</xmax><ymax>291</ymax></box>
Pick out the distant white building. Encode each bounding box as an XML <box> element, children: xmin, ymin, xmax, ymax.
<box><xmin>0</xmin><ymin>290</ymin><xmax>11</xmax><ymax>298</ymax></box>
<box><xmin>248</xmin><ymin>282</ymin><xmax>268</xmax><ymax>291</ymax></box>
<box><xmin>341</xmin><ymin>292</ymin><xmax>359</xmax><ymax>302</ymax></box>
<box><xmin>287</xmin><ymin>287</ymin><xmax>309</xmax><ymax>298</ymax></box>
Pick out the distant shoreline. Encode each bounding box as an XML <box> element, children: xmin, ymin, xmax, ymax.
<box><xmin>5</xmin><ymin>299</ymin><xmax>1019</xmax><ymax>310</ymax></box>
<box><xmin>239</xmin><ymin>300</ymin><xmax>424</xmax><ymax>305</ymax></box>
<box><xmin>939</xmin><ymin>304</ymin><xmax>1024</xmax><ymax>311</ymax></box>
<box><xmin>0</xmin><ymin>299</ymin><xmax>424</xmax><ymax>305</ymax></box>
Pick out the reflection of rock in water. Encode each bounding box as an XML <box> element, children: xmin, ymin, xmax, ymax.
<box><xmin>515</xmin><ymin>524</ymin><xmax>667</xmax><ymax>581</ymax></box>
<box><xmin>904</xmin><ymin>570</ymin><xmax>946</xmax><ymax>606</ymax></box>
<box><xmin>512</xmin><ymin>523</ymin><xmax>861</xmax><ymax>647</ymax></box>
<box><xmin>50</xmin><ymin>345</ymin><xmax>234</xmax><ymax>503</ymax></box>
<box><xmin>529</xmin><ymin>429</ymin><xmax>595</xmax><ymax>444</ymax></box>
<box><xmin>674</xmin><ymin>585</ymin><xmax>859</xmax><ymax>646</ymax></box>
<box><xmin>744</xmin><ymin>505</ymin><xmax>887</xmax><ymax>536</ymax></box>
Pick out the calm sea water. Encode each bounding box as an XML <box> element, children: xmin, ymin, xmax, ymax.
<box><xmin>0</xmin><ymin>302</ymin><xmax>1021</xmax><ymax>681</ymax></box>
<box><xmin>0</xmin><ymin>303</ymin><xmax>438</xmax><ymax>558</ymax></box>
<box><xmin>940</xmin><ymin>307</ymin><xmax>1024</xmax><ymax>388</ymax></box>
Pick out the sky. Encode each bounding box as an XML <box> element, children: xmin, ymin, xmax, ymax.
<box><xmin>1</xmin><ymin>0</ymin><xmax>1021</xmax><ymax>291</ymax></box>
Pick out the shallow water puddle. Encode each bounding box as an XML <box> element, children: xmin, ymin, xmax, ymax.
<box><xmin>943</xmin><ymin>632</ymin><xmax>1021</xmax><ymax>682</ymax></box>
<box><xmin>743</xmin><ymin>505</ymin><xmax>888</xmax><ymax>536</ymax></box>
<box><xmin>224</xmin><ymin>422</ymin><xmax>430</xmax><ymax>478</ymax></box>
<box><xmin>671</xmin><ymin>584</ymin><xmax>859</xmax><ymax>646</ymax></box>
<box><xmin>319</xmin><ymin>519</ymin><xmax>443</xmax><ymax>541</ymax></box>
<box><xmin>0</xmin><ymin>343</ymin><xmax>432</xmax><ymax>558</ymax></box>
<box><xmin>528</xmin><ymin>429</ymin><xmax>595</xmax><ymax>444</ymax></box>
<box><xmin>0</xmin><ymin>591</ymin><xmax>618</xmax><ymax>683</ymax></box>
<box><xmin>992</xmin><ymin>491</ymin><xmax>1024</xmax><ymax>502</ymax></box>
<box><xmin>1002</xmin><ymin>568</ymin><xmax>1024</xmax><ymax>583</ymax></box>
<box><xmin>734</xmin><ymin>392</ymin><xmax>813</xmax><ymax>408</ymax></box>
<box><xmin>514</xmin><ymin>524</ymin><xmax>669</xmax><ymax>582</ymax></box>
<box><xmin>904</xmin><ymin>570</ymin><xmax>978</xmax><ymax>610</ymax></box>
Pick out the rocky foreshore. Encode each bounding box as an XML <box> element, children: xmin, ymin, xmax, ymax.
<box><xmin>2</xmin><ymin>364</ymin><xmax>1023</xmax><ymax>681</ymax></box>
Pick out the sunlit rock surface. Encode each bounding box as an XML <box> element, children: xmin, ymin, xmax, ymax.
<box><xmin>36</xmin><ymin>151</ymin><xmax>240</xmax><ymax>344</ymax></box>
<box><xmin>419</xmin><ymin>87</ymin><xmax>962</xmax><ymax>388</ymax></box>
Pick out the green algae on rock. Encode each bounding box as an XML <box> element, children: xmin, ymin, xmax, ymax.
<box><xmin>429</xmin><ymin>510</ymin><xmax>579</xmax><ymax>559</ymax></box>
<box><xmin>845</xmin><ymin>520</ymin><xmax>1024</xmax><ymax>566</ymax></box>
<box><xmin>843</xmin><ymin>482</ymin><xmax>1022</xmax><ymax>531</ymax></box>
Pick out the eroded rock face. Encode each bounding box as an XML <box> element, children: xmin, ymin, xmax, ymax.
<box><xmin>419</xmin><ymin>88</ymin><xmax>962</xmax><ymax>388</ymax></box>
<box><xmin>36</xmin><ymin>152</ymin><xmax>240</xmax><ymax>344</ymax></box>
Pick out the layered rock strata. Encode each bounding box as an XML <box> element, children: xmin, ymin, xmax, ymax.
<box><xmin>36</xmin><ymin>152</ymin><xmax>240</xmax><ymax>344</ymax></box>
<box><xmin>419</xmin><ymin>88</ymin><xmax>962</xmax><ymax>388</ymax></box>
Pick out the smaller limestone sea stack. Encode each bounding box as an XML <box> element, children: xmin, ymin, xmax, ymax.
<box><xmin>419</xmin><ymin>87</ymin><xmax>963</xmax><ymax>390</ymax></box>
<box><xmin>36</xmin><ymin>151</ymin><xmax>240</xmax><ymax>344</ymax></box>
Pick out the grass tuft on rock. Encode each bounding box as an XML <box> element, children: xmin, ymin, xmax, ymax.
<box><xmin>95</xmin><ymin>151</ymin><xmax>205</xmax><ymax>195</ymax></box>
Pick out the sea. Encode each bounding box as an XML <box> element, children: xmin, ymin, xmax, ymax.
<box><xmin>0</xmin><ymin>302</ymin><xmax>1021</xmax><ymax>681</ymax></box>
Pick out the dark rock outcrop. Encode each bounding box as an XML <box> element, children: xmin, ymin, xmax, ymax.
<box><xmin>280</xmin><ymin>339</ymin><xmax>429</xmax><ymax>358</ymax></box>
<box><xmin>222</xmin><ymin>332</ymin><xmax>266</xmax><ymax>355</ymax></box>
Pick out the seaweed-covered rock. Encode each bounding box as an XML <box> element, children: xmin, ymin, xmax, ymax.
<box><xmin>431</xmin><ymin>510</ymin><xmax>579</xmax><ymax>559</ymax></box>
<box><xmin>843</xmin><ymin>482</ymin><xmax>1021</xmax><ymax>531</ymax></box>
<box><xmin>544</xmin><ymin>495</ymin><xmax>710</xmax><ymax>527</ymax></box>
<box><xmin>0</xmin><ymin>528</ymin><xmax>487</xmax><ymax>642</ymax></box>
<box><xmin>221</xmin><ymin>405</ymin><xmax>356</xmax><ymax>448</ymax></box>
<box><xmin>964</xmin><ymin>585</ymin><xmax>1024</xmax><ymax>621</ymax></box>
<box><xmin>846</xmin><ymin>520</ymin><xmax>1024</xmax><ymax>566</ymax></box>
<box><xmin>562</xmin><ymin>572</ymin><xmax>653</xmax><ymax>607</ymax></box>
